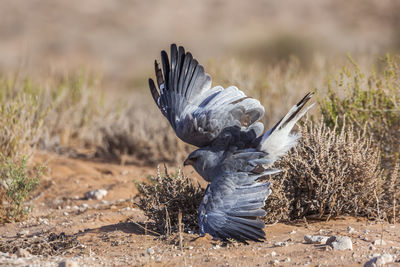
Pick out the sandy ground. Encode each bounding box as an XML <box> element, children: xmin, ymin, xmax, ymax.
<box><xmin>0</xmin><ymin>152</ymin><xmax>399</xmax><ymax>266</ymax></box>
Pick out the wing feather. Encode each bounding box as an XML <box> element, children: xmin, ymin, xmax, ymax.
<box><xmin>149</xmin><ymin>44</ymin><xmax>265</xmax><ymax>147</ymax></box>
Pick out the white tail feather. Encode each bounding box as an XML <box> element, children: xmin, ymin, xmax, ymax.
<box><xmin>258</xmin><ymin>97</ymin><xmax>314</xmax><ymax>161</ymax></box>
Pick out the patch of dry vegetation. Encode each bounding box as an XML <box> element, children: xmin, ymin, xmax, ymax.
<box><xmin>265</xmin><ymin>120</ymin><xmax>385</xmax><ymax>223</ymax></box>
<box><xmin>137</xmin><ymin>166</ymin><xmax>204</xmax><ymax>235</ymax></box>
<box><xmin>0</xmin><ymin>232</ymin><xmax>80</xmax><ymax>256</ymax></box>
<box><xmin>96</xmin><ymin>100</ymin><xmax>193</xmax><ymax>165</ymax></box>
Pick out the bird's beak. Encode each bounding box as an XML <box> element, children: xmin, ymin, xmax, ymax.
<box><xmin>183</xmin><ymin>158</ymin><xmax>193</xmax><ymax>166</ymax></box>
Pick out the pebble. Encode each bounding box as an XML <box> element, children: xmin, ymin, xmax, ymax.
<box><xmin>59</xmin><ymin>260</ymin><xmax>79</xmax><ymax>267</ymax></box>
<box><xmin>364</xmin><ymin>254</ymin><xmax>393</xmax><ymax>267</ymax></box>
<box><xmin>304</xmin><ymin>235</ymin><xmax>329</xmax><ymax>244</ymax></box>
<box><xmin>38</xmin><ymin>217</ymin><xmax>49</xmax><ymax>225</ymax></box>
<box><xmin>290</xmin><ymin>230</ymin><xmax>296</xmax><ymax>234</ymax></box>
<box><xmin>372</xmin><ymin>239</ymin><xmax>386</xmax><ymax>246</ymax></box>
<box><xmin>271</xmin><ymin>251</ymin><xmax>277</xmax><ymax>257</ymax></box>
<box><xmin>16</xmin><ymin>248</ymin><xmax>31</xmax><ymax>258</ymax></box>
<box><xmin>273</xmin><ymin>241</ymin><xmax>288</xmax><ymax>247</ymax></box>
<box><xmin>17</xmin><ymin>229</ymin><xmax>29</xmax><ymax>237</ymax></box>
<box><xmin>85</xmin><ymin>189</ymin><xmax>108</xmax><ymax>200</ymax></box>
<box><xmin>269</xmin><ymin>259</ymin><xmax>279</xmax><ymax>265</ymax></box>
<box><xmin>347</xmin><ymin>226</ymin><xmax>356</xmax><ymax>233</ymax></box>
<box><xmin>146</xmin><ymin>248</ymin><xmax>155</xmax><ymax>255</ymax></box>
<box><xmin>63</xmin><ymin>212</ymin><xmax>69</xmax><ymax>216</ymax></box>
<box><xmin>326</xmin><ymin>236</ymin><xmax>353</xmax><ymax>251</ymax></box>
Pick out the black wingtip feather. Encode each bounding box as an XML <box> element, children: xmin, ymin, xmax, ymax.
<box><xmin>170</xmin><ymin>44</ymin><xmax>178</xmax><ymax>91</ymax></box>
<box><xmin>148</xmin><ymin>78</ymin><xmax>160</xmax><ymax>107</ymax></box>
<box><xmin>160</xmin><ymin>50</ymin><xmax>170</xmax><ymax>89</ymax></box>
<box><xmin>154</xmin><ymin>60</ymin><xmax>164</xmax><ymax>88</ymax></box>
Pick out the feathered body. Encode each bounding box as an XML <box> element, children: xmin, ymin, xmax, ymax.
<box><xmin>149</xmin><ymin>44</ymin><xmax>313</xmax><ymax>243</ymax></box>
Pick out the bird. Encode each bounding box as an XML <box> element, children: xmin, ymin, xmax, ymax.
<box><xmin>148</xmin><ymin>44</ymin><xmax>313</xmax><ymax>243</ymax></box>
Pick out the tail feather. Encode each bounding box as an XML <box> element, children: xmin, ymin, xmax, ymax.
<box><xmin>258</xmin><ymin>92</ymin><xmax>314</xmax><ymax>161</ymax></box>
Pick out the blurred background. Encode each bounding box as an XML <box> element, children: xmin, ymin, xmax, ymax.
<box><xmin>1</xmin><ymin>0</ymin><xmax>399</xmax><ymax>88</ymax></box>
<box><xmin>1</xmin><ymin>0</ymin><xmax>399</xmax><ymax>167</ymax></box>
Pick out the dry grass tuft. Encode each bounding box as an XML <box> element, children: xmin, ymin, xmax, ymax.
<box><xmin>137</xmin><ymin>166</ymin><xmax>204</xmax><ymax>235</ymax></box>
<box><xmin>0</xmin><ymin>232</ymin><xmax>80</xmax><ymax>256</ymax></box>
<box><xmin>96</xmin><ymin>99</ymin><xmax>193</xmax><ymax>165</ymax></box>
<box><xmin>265</xmin><ymin>119</ymin><xmax>385</xmax><ymax>222</ymax></box>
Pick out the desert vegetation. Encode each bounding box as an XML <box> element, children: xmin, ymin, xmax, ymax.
<box><xmin>1</xmin><ymin>54</ymin><xmax>399</xmax><ymax>228</ymax></box>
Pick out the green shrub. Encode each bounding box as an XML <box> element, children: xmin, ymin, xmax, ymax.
<box><xmin>0</xmin><ymin>157</ymin><xmax>43</xmax><ymax>222</ymax></box>
<box><xmin>320</xmin><ymin>54</ymin><xmax>400</xmax><ymax>169</ymax></box>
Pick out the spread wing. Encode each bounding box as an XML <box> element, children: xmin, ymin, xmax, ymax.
<box><xmin>149</xmin><ymin>44</ymin><xmax>265</xmax><ymax>147</ymax></box>
<box><xmin>198</xmin><ymin>150</ymin><xmax>280</xmax><ymax>243</ymax></box>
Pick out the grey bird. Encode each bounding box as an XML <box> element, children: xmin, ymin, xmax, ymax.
<box><xmin>149</xmin><ymin>44</ymin><xmax>313</xmax><ymax>243</ymax></box>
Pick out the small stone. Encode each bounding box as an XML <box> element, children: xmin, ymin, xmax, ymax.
<box><xmin>146</xmin><ymin>247</ymin><xmax>155</xmax><ymax>255</ymax></box>
<box><xmin>364</xmin><ymin>254</ymin><xmax>393</xmax><ymax>267</ymax></box>
<box><xmin>271</xmin><ymin>251</ymin><xmax>277</xmax><ymax>257</ymax></box>
<box><xmin>63</xmin><ymin>212</ymin><xmax>69</xmax><ymax>216</ymax></box>
<box><xmin>269</xmin><ymin>259</ymin><xmax>279</xmax><ymax>265</ymax></box>
<box><xmin>17</xmin><ymin>229</ymin><xmax>29</xmax><ymax>237</ymax></box>
<box><xmin>372</xmin><ymin>239</ymin><xmax>386</xmax><ymax>246</ymax></box>
<box><xmin>304</xmin><ymin>235</ymin><xmax>329</xmax><ymax>244</ymax></box>
<box><xmin>155</xmin><ymin>255</ymin><xmax>163</xmax><ymax>262</ymax></box>
<box><xmin>16</xmin><ymin>248</ymin><xmax>31</xmax><ymax>258</ymax></box>
<box><xmin>326</xmin><ymin>236</ymin><xmax>353</xmax><ymax>251</ymax></box>
<box><xmin>273</xmin><ymin>241</ymin><xmax>288</xmax><ymax>247</ymax></box>
<box><xmin>347</xmin><ymin>226</ymin><xmax>356</xmax><ymax>233</ymax></box>
<box><xmin>72</xmin><ymin>205</ymin><xmax>79</xmax><ymax>210</ymax></box>
<box><xmin>38</xmin><ymin>217</ymin><xmax>49</xmax><ymax>225</ymax></box>
<box><xmin>187</xmin><ymin>246</ymin><xmax>194</xmax><ymax>250</ymax></box>
<box><xmin>284</xmin><ymin>257</ymin><xmax>291</xmax><ymax>262</ymax></box>
<box><xmin>213</xmin><ymin>245</ymin><xmax>220</xmax><ymax>249</ymax></box>
<box><xmin>59</xmin><ymin>260</ymin><xmax>78</xmax><ymax>267</ymax></box>
<box><xmin>289</xmin><ymin>230</ymin><xmax>296</xmax><ymax>234</ymax></box>
<box><xmin>85</xmin><ymin>189</ymin><xmax>108</xmax><ymax>200</ymax></box>
<box><xmin>369</xmin><ymin>244</ymin><xmax>376</xmax><ymax>251</ymax></box>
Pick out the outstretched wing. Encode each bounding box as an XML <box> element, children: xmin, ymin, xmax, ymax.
<box><xmin>149</xmin><ymin>44</ymin><xmax>265</xmax><ymax>147</ymax></box>
<box><xmin>198</xmin><ymin>150</ymin><xmax>280</xmax><ymax>243</ymax></box>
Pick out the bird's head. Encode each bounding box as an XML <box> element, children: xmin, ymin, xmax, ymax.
<box><xmin>183</xmin><ymin>149</ymin><xmax>221</xmax><ymax>180</ymax></box>
<box><xmin>183</xmin><ymin>150</ymin><xmax>204</xmax><ymax>167</ymax></box>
